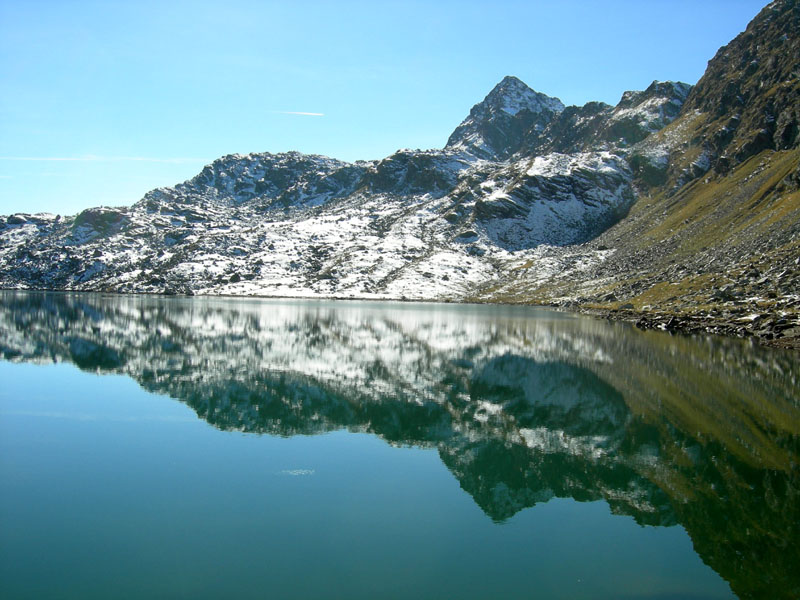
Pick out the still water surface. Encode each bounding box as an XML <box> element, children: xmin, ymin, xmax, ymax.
<box><xmin>0</xmin><ymin>291</ymin><xmax>798</xmax><ymax>599</ymax></box>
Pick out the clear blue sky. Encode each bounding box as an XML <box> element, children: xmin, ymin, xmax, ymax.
<box><xmin>0</xmin><ymin>0</ymin><xmax>767</xmax><ymax>216</ymax></box>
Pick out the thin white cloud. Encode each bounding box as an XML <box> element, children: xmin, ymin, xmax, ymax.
<box><xmin>0</xmin><ymin>156</ymin><xmax>210</xmax><ymax>163</ymax></box>
<box><xmin>273</xmin><ymin>111</ymin><xmax>325</xmax><ymax>116</ymax></box>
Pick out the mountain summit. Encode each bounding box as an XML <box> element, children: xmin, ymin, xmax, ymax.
<box><xmin>480</xmin><ymin>75</ymin><xmax>565</xmax><ymax>117</ymax></box>
<box><xmin>445</xmin><ymin>76</ymin><xmax>565</xmax><ymax>159</ymax></box>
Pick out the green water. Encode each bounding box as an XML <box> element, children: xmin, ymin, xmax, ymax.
<box><xmin>1</xmin><ymin>291</ymin><xmax>798</xmax><ymax>599</ymax></box>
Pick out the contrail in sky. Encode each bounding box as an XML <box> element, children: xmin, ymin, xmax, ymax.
<box><xmin>273</xmin><ymin>111</ymin><xmax>325</xmax><ymax>116</ymax></box>
<box><xmin>0</xmin><ymin>156</ymin><xmax>210</xmax><ymax>163</ymax></box>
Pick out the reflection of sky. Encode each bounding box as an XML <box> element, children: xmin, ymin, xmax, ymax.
<box><xmin>0</xmin><ymin>359</ymin><xmax>734</xmax><ymax>600</ymax></box>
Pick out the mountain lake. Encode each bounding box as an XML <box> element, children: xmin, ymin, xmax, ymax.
<box><xmin>0</xmin><ymin>290</ymin><xmax>797</xmax><ymax>600</ymax></box>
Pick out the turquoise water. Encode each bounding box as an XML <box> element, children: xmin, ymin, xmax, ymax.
<box><xmin>1</xmin><ymin>291</ymin><xmax>798</xmax><ymax>599</ymax></box>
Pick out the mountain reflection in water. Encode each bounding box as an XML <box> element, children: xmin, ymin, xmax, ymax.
<box><xmin>1</xmin><ymin>291</ymin><xmax>798</xmax><ymax>600</ymax></box>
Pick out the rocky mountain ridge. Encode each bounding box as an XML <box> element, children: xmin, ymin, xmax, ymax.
<box><xmin>1</xmin><ymin>0</ymin><xmax>798</xmax><ymax>347</ymax></box>
<box><xmin>0</xmin><ymin>74</ymin><xmax>686</xmax><ymax>297</ymax></box>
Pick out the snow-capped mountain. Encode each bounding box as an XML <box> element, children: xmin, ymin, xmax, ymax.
<box><xmin>0</xmin><ymin>75</ymin><xmax>688</xmax><ymax>299</ymax></box>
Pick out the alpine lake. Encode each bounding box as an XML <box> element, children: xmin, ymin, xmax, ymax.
<box><xmin>0</xmin><ymin>290</ymin><xmax>798</xmax><ymax>600</ymax></box>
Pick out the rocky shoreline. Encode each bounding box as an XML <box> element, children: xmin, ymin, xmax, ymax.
<box><xmin>578</xmin><ymin>306</ymin><xmax>800</xmax><ymax>350</ymax></box>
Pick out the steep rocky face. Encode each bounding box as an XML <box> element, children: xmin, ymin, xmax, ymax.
<box><xmin>631</xmin><ymin>0</ymin><xmax>800</xmax><ymax>305</ymax></box>
<box><xmin>524</xmin><ymin>101</ymin><xmax>614</xmax><ymax>154</ymax></box>
<box><xmin>459</xmin><ymin>151</ymin><xmax>635</xmax><ymax>249</ymax></box>
<box><xmin>682</xmin><ymin>0</ymin><xmax>800</xmax><ymax>169</ymax></box>
<box><xmin>455</xmin><ymin>82</ymin><xmax>695</xmax><ymax>250</ymax></box>
<box><xmin>606</xmin><ymin>81</ymin><xmax>692</xmax><ymax>145</ymax></box>
<box><xmin>445</xmin><ymin>75</ymin><xmax>565</xmax><ymax>160</ymax></box>
<box><xmin>646</xmin><ymin>0</ymin><xmax>800</xmax><ymax>192</ymax></box>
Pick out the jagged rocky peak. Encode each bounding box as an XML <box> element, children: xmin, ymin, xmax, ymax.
<box><xmin>445</xmin><ymin>75</ymin><xmax>565</xmax><ymax>160</ymax></box>
<box><xmin>483</xmin><ymin>75</ymin><xmax>566</xmax><ymax>116</ymax></box>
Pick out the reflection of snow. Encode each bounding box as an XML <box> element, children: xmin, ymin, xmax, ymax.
<box><xmin>519</xmin><ymin>427</ymin><xmax>609</xmax><ymax>460</ymax></box>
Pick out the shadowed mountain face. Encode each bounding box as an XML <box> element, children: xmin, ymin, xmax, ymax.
<box><xmin>1</xmin><ymin>291</ymin><xmax>798</xmax><ymax>599</ymax></box>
